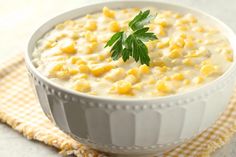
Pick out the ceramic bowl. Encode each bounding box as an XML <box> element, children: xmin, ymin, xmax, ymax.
<box><xmin>25</xmin><ymin>1</ymin><xmax>236</xmax><ymax>156</ymax></box>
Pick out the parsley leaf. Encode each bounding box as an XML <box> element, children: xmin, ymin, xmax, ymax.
<box><xmin>105</xmin><ymin>10</ymin><xmax>157</xmax><ymax>66</ymax></box>
<box><xmin>129</xmin><ymin>10</ymin><xmax>155</xmax><ymax>31</ymax></box>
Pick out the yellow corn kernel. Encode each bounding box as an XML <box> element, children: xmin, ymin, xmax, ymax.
<box><xmin>156</xmin><ymin>19</ymin><xmax>168</xmax><ymax>27</ymax></box>
<box><xmin>86</xmin><ymin>42</ymin><xmax>98</xmax><ymax>54</ymax></box>
<box><xmin>109</xmin><ymin>21</ymin><xmax>120</xmax><ymax>32</ymax></box>
<box><xmin>169</xmin><ymin>48</ymin><xmax>182</xmax><ymax>59</ymax></box>
<box><xmin>91</xmin><ymin>64</ymin><xmax>113</xmax><ymax>76</ymax></box>
<box><xmin>85</xmin><ymin>21</ymin><xmax>97</xmax><ymax>31</ymax></box>
<box><xmin>185</xmin><ymin>50</ymin><xmax>200</xmax><ymax>58</ymax></box>
<box><xmin>148</xmin><ymin>76</ymin><xmax>156</xmax><ymax>84</ymax></box>
<box><xmin>70</xmin><ymin>56</ymin><xmax>80</xmax><ymax>64</ymax></box>
<box><xmin>193</xmin><ymin>76</ymin><xmax>204</xmax><ymax>84</ymax></box>
<box><xmin>74</xmin><ymin>79</ymin><xmax>91</xmax><ymax>92</ymax></box>
<box><xmin>157</xmin><ymin>38</ymin><xmax>169</xmax><ymax>48</ymax></box>
<box><xmin>200</xmin><ymin>64</ymin><xmax>215</xmax><ymax>76</ymax></box>
<box><xmin>175</xmin><ymin>19</ymin><xmax>187</xmax><ymax>26</ymax></box>
<box><xmin>76</xmin><ymin>74</ymin><xmax>88</xmax><ymax>79</ymax></box>
<box><xmin>184</xmin><ymin>14</ymin><xmax>197</xmax><ymax>23</ymax></box>
<box><xmin>56</xmin><ymin>70</ymin><xmax>70</xmax><ymax>79</ymax></box>
<box><xmin>127</xmin><ymin>68</ymin><xmax>139</xmax><ymax>77</ymax></box>
<box><xmin>68</xmin><ymin>68</ymin><xmax>79</xmax><ymax>75</ymax></box>
<box><xmin>125</xmin><ymin>74</ymin><xmax>138</xmax><ymax>84</ymax></box>
<box><xmin>151</xmin><ymin>60</ymin><xmax>166</xmax><ymax>67</ymax></box>
<box><xmin>193</xmin><ymin>26</ymin><xmax>205</xmax><ymax>32</ymax></box>
<box><xmin>185</xmin><ymin>39</ymin><xmax>194</xmax><ymax>48</ymax></box>
<box><xmin>78</xmin><ymin>65</ymin><xmax>90</xmax><ymax>73</ymax></box>
<box><xmin>172</xmin><ymin>73</ymin><xmax>184</xmax><ymax>81</ymax></box>
<box><xmin>160</xmin><ymin>66</ymin><xmax>169</xmax><ymax>73</ymax></box>
<box><xmin>225</xmin><ymin>55</ymin><xmax>233</xmax><ymax>62</ymax></box>
<box><xmin>103</xmin><ymin>7</ymin><xmax>115</xmax><ymax>18</ymax></box>
<box><xmin>76</xmin><ymin>59</ymin><xmax>87</xmax><ymax>65</ymax></box>
<box><xmin>183</xmin><ymin>79</ymin><xmax>191</xmax><ymax>85</ymax></box>
<box><xmin>85</xmin><ymin>32</ymin><xmax>97</xmax><ymax>42</ymax></box>
<box><xmin>133</xmin><ymin>83</ymin><xmax>142</xmax><ymax>91</ymax></box>
<box><xmin>163</xmin><ymin>76</ymin><xmax>171</xmax><ymax>81</ymax></box>
<box><xmin>105</xmin><ymin>68</ymin><xmax>125</xmax><ymax>82</ymax></box>
<box><xmin>99</xmin><ymin>54</ymin><xmax>106</xmax><ymax>61</ymax></box>
<box><xmin>60</xmin><ymin>39</ymin><xmax>76</xmax><ymax>54</ymax></box>
<box><xmin>177</xmin><ymin>25</ymin><xmax>188</xmax><ymax>31</ymax></box>
<box><xmin>156</xmin><ymin>80</ymin><xmax>170</xmax><ymax>93</ymax></box>
<box><xmin>173</xmin><ymin>13</ymin><xmax>182</xmax><ymax>18</ymax></box>
<box><xmin>139</xmin><ymin>65</ymin><xmax>150</xmax><ymax>74</ymax></box>
<box><xmin>50</xmin><ymin>63</ymin><xmax>64</xmax><ymax>72</ymax></box>
<box><xmin>171</xmin><ymin>37</ymin><xmax>185</xmax><ymax>48</ymax></box>
<box><xmin>45</xmin><ymin>40</ymin><xmax>57</xmax><ymax>49</ymax></box>
<box><xmin>182</xmin><ymin>58</ymin><xmax>194</xmax><ymax>66</ymax></box>
<box><xmin>157</xmin><ymin>25</ymin><xmax>166</xmax><ymax>36</ymax></box>
<box><xmin>116</xmin><ymin>80</ymin><xmax>132</xmax><ymax>94</ymax></box>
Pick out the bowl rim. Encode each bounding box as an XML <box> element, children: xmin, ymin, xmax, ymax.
<box><xmin>25</xmin><ymin>0</ymin><xmax>236</xmax><ymax>103</ymax></box>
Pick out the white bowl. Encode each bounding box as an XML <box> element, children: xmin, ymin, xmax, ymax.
<box><xmin>25</xmin><ymin>1</ymin><xmax>236</xmax><ymax>156</ymax></box>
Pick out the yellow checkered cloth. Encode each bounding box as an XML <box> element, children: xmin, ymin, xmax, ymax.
<box><xmin>0</xmin><ymin>54</ymin><xmax>236</xmax><ymax>157</ymax></box>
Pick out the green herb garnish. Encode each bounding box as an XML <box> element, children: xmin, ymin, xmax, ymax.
<box><xmin>105</xmin><ymin>10</ymin><xmax>158</xmax><ymax>66</ymax></box>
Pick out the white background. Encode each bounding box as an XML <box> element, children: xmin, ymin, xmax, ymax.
<box><xmin>0</xmin><ymin>0</ymin><xmax>236</xmax><ymax>156</ymax></box>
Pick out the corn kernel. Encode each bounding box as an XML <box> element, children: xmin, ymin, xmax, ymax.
<box><xmin>193</xmin><ymin>76</ymin><xmax>204</xmax><ymax>84</ymax></box>
<box><xmin>169</xmin><ymin>48</ymin><xmax>182</xmax><ymax>59</ymax></box>
<box><xmin>182</xmin><ymin>58</ymin><xmax>194</xmax><ymax>66</ymax></box>
<box><xmin>148</xmin><ymin>76</ymin><xmax>156</xmax><ymax>84</ymax></box>
<box><xmin>200</xmin><ymin>64</ymin><xmax>215</xmax><ymax>76</ymax></box>
<box><xmin>193</xmin><ymin>26</ymin><xmax>205</xmax><ymax>32</ymax></box>
<box><xmin>60</xmin><ymin>39</ymin><xmax>76</xmax><ymax>54</ymax></box>
<box><xmin>68</xmin><ymin>68</ymin><xmax>79</xmax><ymax>75</ymax></box>
<box><xmin>172</xmin><ymin>73</ymin><xmax>184</xmax><ymax>81</ymax></box>
<box><xmin>103</xmin><ymin>7</ymin><xmax>115</xmax><ymax>18</ymax></box>
<box><xmin>156</xmin><ymin>80</ymin><xmax>170</xmax><ymax>93</ymax></box>
<box><xmin>70</xmin><ymin>56</ymin><xmax>80</xmax><ymax>64</ymax></box>
<box><xmin>85</xmin><ymin>32</ymin><xmax>97</xmax><ymax>42</ymax></box>
<box><xmin>183</xmin><ymin>79</ymin><xmax>191</xmax><ymax>85</ymax></box>
<box><xmin>78</xmin><ymin>65</ymin><xmax>90</xmax><ymax>73</ymax></box>
<box><xmin>151</xmin><ymin>60</ymin><xmax>166</xmax><ymax>67</ymax></box>
<box><xmin>125</xmin><ymin>74</ymin><xmax>138</xmax><ymax>84</ymax></box>
<box><xmin>91</xmin><ymin>64</ymin><xmax>113</xmax><ymax>76</ymax></box>
<box><xmin>76</xmin><ymin>59</ymin><xmax>87</xmax><ymax>65</ymax></box>
<box><xmin>50</xmin><ymin>63</ymin><xmax>64</xmax><ymax>72</ymax></box>
<box><xmin>74</xmin><ymin>79</ymin><xmax>91</xmax><ymax>92</ymax></box>
<box><xmin>159</xmin><ymin>66</ymin><xmax>169</xmax><ymax>72</ymax></box>
<box><xmin>116</xmin><ymin>80</ymin><xmax>132</xmax><ymax>94</ymax></box>
<box><xmin>56</xmin><ymin>70</ymin><xmax>70</xmax><ymax>79</ymax></box>
<box><xmin>105</xmin><ymin>68</ymin><xmax>125</xmax><ymax>82</ymax></box>
<box><xmin>157</xmin><ymin>38</ymin><xmax>169</xmax><ymax>48</ymax></box>
<box><xmin>184</xmin><ymin>14</ymin><xmax>197</xmax><ymax>23</ymax></box>
<box><xmin>127</xmin><ymin>68</ymin><xmax>139</xmax><ymax>77</ymax></box>
<box><xmin>156</xmin><ymin>19</ymin><xmax>168</xmax><ymax>27</ymax></box>
<box><xmin>225</xmin><ymin>55</ymin><xmax>233</xmax><ymax>62</ymax></box>
<box><xmin>139</xmin><ymin>65</ymin><xmax>150</xmax><ymax>74</ymax></box>
<box><xmin>86</xmin><ymin>42</ymin><xmax>98</xmax><ymax>54</ymax></box>
<box><xmin>99</xmin><ymin>54</ymin><xmax>106</xmax><ymax>61</ymax></box>
<box><xmin>177</xmin><ymin>25</ymin><xmax>188</xmax><ymax>31</ymax></box>
<box><xmin>85</xmin><ymin>21</ymin><xmax>97</xmax><ymax>31</ymax></box>
<box><xmin>163</xmin><ymin>76</ymin><xmax>171</xmax><ymax>81</ymax></box>
<box><xmin>109</xmin><ymin>21</ymin><xmax>120</xmax><ymax>32</ymax></box>
<box><xmin>185</xmin><ymin>39</ymin><xmax>194</xmax><ymax>48</ymax></box>
<box><xmin>133</xmin><ymin>83</ymin><xmax>142</xmax><ymax>91</ymax></box>
<box><xmin>157</xmin><ymin>26</ymin><xmax>166</xmax><ymax>36</ymax></box>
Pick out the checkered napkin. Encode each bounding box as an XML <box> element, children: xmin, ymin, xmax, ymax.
<box><xmin>0</xmin><ymin>54</ymin><xmax>236</xmax><ymax>157</ymax></box>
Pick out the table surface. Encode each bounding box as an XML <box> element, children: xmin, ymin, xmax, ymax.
<box><xmin>0</xmin><ymin>0</ymin><xmax>236</xmax><ymax>156</ymax></box>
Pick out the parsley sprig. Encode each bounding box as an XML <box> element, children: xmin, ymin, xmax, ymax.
<box><xmin>105</xmin><ymin>10</ymin><xmax>158</xmax><ymax>66</ymax></box>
